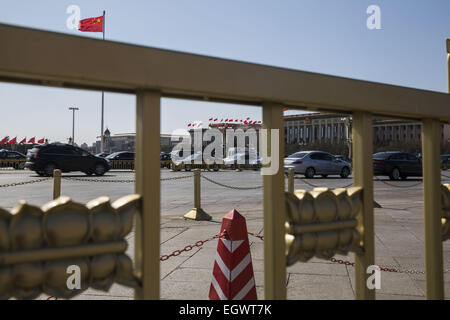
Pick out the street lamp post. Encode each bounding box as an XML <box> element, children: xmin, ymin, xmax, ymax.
<box><xmin>69</xmin><ymin>107</ymin><xmax>79</xmax><ymax>145</ymax></box>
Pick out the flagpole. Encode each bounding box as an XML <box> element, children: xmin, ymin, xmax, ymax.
<box><xmin>100</xmin><ymin>10</ymin><xmax>106</xmax><ymax>153</ymax></box>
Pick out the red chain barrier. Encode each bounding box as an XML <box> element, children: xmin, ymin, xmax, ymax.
<box><xmin>160</xmin><ymin>231</ymin><xmax>264</xmax><ymax>262</ymax></box>
<box><xmin>330</xmin><ymin>257</ymin><xmax>398</xmax><ymax>273</ymax></box>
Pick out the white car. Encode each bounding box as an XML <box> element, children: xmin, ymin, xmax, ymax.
<box><xmin>223</xmin><ymin>153</ymin><xmax>261</xmax><ymax>169</ymax></box>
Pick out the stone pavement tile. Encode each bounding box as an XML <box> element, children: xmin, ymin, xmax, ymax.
<box><xmin>175</xmin><ymin>227</ymin><xmax>224</xmax><ymax>240</ymax></box>
<box><xmin>81</xmin><ymin>284</ymin><xmax>133</xmax><ymax>298</ymax></box>
<box><xmin>72</xmin><ymin>293</ymin><xmax>132</xmax><ymax>300</ymax></box>
<box><xmin>251</xmin><ymin>259</ymin><xmax>264</xmax><ymax>272</ymax></box>
<box><xmin>348</xmin><ymin>267</ymin><xmax>424</xmax><ymax>296</ymax></box>
<box><xmin>287</xmin><ymin>261</ymin><xmax>348</xmax><ymax>276</ymax></box>
<box><xmin>375</xmin><ymin>293</ymin><xmax>423</xmax><ymax>300</ymax></box>
<box><xmin>161</xmin><ymin>280</ymin><xmax>211</xmax><ymax>300</ymax></box>
<box><xmin>180</xmin><ymin>247</ymin><xmax>217</xmax><ymax>269</ymax></box>
<box><xmin>164</xmin><ymin>267</ymin><xmax>211</xmax><ymax>282</ymax></box>
<box><xmin>249</xmin><ymin>243</ymin><xmax>263</xmax><ymax>260</ymax></box>
<box><xmin>161</xmin><ymin>245</ymin><xmax>202</xmax><ymax>257</ymax></box>
<box><xmin>161</xmin><ymin>255</ymin><xmax>192</xmax><ymax>279</ymax></box>
<box><xmin>161</xmin><ymin>217</ymin><xmax>215</xmax><ymax>228</ymax></box>
<box><xmin>164</xmin><ymin>267</ymin><xmax>265</xmax><ymax>289</ymax></box>
<box><xmin>413</xmin><ymin>280</ymin><xmax>450</xmax><ymax>299</ymax></box>
<box><xmin>161</xmin><ymin>227</ymin><xmax>187</xmax><ymax>242</ymax></box>
<box><xmin>287</xmin><ymin>274</ymin><xmax>354</xmax><ymax>300</ymax></box>
<box><xmin>256</xmin><ymin>286</ymin><xmax>264</xmax><ymax>299</ymax></box>
<box><xmin>163</xmin><ymin>237</ymin><xmax>220</xmax><ymax>249</ymax></box>
<box><xmin>374</xmin><ymin>256</ymin><xmax>402</xmax><ymax>267</ymax></box>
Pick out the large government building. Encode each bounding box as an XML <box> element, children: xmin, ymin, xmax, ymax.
<box><xmin>284</xmin><ymin>112</ymin><xmax>450</xmax><ymax>145</ymax></box>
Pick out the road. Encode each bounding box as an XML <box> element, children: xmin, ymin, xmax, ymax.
<box><xmin>1</xmin><ymin>168</ymin><xmax>450</xmax><ymax>299</ymax></box>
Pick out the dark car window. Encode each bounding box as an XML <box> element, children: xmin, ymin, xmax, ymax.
<box><xmin>288</xmin><ymin>152</ymin><xmax>307</xmax><ymax>159</ymax></box>
<box><xmin>0</xmin><ymin>151</ymin><xmax>5</xmax><ymax>159</ymax></box>
<box><xmin>117</xmin><ymin>152</ymin><xmax>134</xmax><ymax>160</ymax></box>
<box><xmin>373</xmin><ymin>152</ymin><xmax>391</xmax><ymax>160</ymax></box>
<box><xmin>406</xmin><ymin>154</ymin><xmax>417</xmax><ymax>161</ymax></box>
<box><xmin>63</xmin><ymin>147</ymin><xmax>80</xmax><ymax>155</ymax></box>
<box><xmin>311</xmin><ymin>153</ymin><xmax>331</xmax><ymax>161</ymax></box>
<box><xmin>10</xmin><ymin>152</ymin><xmax>24</xmax><ymax>158</ymax></box>
<box><xmin>389</xmin><ymin>153</ymin><xmax>403</xmax><ymax>160</ymax></box>
<box><xmin>309</xmin><ymin>153</ymin><xmax>323</xmax><ymax>160</ymax></box>
<box><xmin>43</xmin><ymin>147</ymin><xmax>71</xmax><ymax>154</ymax></box>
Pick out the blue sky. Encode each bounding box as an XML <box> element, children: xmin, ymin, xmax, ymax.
<box><xmin>0</xmin><ymin>0</ymin><xmax>449</xmax><ymax>145</ymax></box>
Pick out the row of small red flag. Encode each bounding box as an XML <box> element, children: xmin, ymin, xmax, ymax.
<box><xmin>187</xmin><ymin>117</ymin><xmax>263</xmax><ymax>127</ymax></box>
<box><xmin>0</xmin><ymin>137</ymin><xmax>45</xmax><ymax>145</ymax></box>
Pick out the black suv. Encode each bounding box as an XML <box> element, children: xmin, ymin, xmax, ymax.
<box><xmin>25</xmin><ymin>143</ymin><xmax>111</xmax><ymax>176</ymax></box>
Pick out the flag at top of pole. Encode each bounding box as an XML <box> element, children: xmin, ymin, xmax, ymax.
<box><xmin>78</xmin><ymin>15</ymin><xmax>103</xmax><ymax>32</ymax></box>
<box><xmin>77</xmin><ymin>11</ymin><xmax>106</xmax><ymax>152</ymax></box>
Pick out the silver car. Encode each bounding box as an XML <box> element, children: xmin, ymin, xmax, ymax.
<box><xmin>284</xmin><ymin>151</ymin><xmax>352</xmax><ymax>178</ymax></box>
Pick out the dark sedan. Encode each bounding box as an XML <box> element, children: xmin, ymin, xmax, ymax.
<box><xmin>373</xmin><ymin>152</ymin><xmax>422</xmax><ymax>180</ymax></box>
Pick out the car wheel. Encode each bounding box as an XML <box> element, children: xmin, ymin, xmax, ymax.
<box><xmin>185</xmin><ymin>165</ymin><xmax>192</xmax><ymax>171</ymax></box>
<box><xmin>36</xmin><ymin>171</ymin><xmax>45</xmax><ymax>176</ymax></box>
<box><xmin>213</xmin><ymin>164</ymin><xmax>219</xmax><ymax>172</ymax></box>
<box><xmin>401</xmin><ymin>175</ymin><xmax>408</xmax><ymax>180</ymax></box>
<box><xmin>44</xmin><ymin>163</ymin><xmax>57</xmax><ymax>177</ymax></box>
<box><xmin>305</xmin><ymin>167</ymin><xmax>315</xmax><ymax>179</ymax></box>
<box><xmin>389</xmin><ymin>167</ymin><xmax>401</xmax><ymax>180</ymax></box>
<box><xmin>340</xmin><ymin>167</ymin><xmax>350</xmax><ymax>178</ymax></box>
<box><xmin>94</xmin><ymin>163</ymin><xmax>106</xmax><ymax>176</ymax></box>
<box><xmin>321</xmin><ymin>174</ymin><xmax>328</xmax><ymax>178</ymax></box>
<box><xmin>84</xmin><ymin>170</ymin><xmax>94</xmax><ymax>176</ymax></box>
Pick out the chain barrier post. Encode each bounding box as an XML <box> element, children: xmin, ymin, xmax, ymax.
<box><xmin>288</xmin><ymin>168</ymin><xmax>294</xmax><ymax>194</ymax></box>
<box><xmin>53</xmin><ymin>169</ymin><xmax>61</xmax><ymax>199</ymax></box>
<box><xmin>184</xmin><ymin>169</ymin><xmax>212</xmax><ymax>221</ymax></box>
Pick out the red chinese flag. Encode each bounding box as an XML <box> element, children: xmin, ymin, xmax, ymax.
<box><xmin>0</xmin><ymin>136</ymin><xmax>7</xmax><ymax>145</ymax></box>
<box><xmin>28</xmin><ymin>137</ymin><xmax>35</xmax><ymax>143</ymax></box>
<box><xmin>8</xmin><ymin>137</ymin><xmax>17</xmax><ymax>145</ymax></box>
<box><xmin>78</xmin><ymin>16</ymin><xmax>103</xmax><ymax>32</ymax></box>
<box><xmin>19</xmin><ymin>137</ymin><xmax>26</xmax><ymax>144</ymax></box>
<box><xmin>214</xmin><ymin>118</ymin><xmax>218</xmax><ymax>122</ymax></box>
<box><xmin>38</xmin><ymin>138</ymin><xmax>45</xmax><ymax>144</ymax></box>
<box><xmin>209</xmin><ymin>118</ymin><xmax>213</xmax><ymax>121</ymax></box>
<box><xmin>188</xmin><ymin>123</ymin><xmax>192</xmax><ymax>127</ymax></box>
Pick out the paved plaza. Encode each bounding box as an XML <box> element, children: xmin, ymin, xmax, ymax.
<box><xmin>1</xmin><ymin>168</ymin><xmax>450</xmax><ymax>300</ymax></box>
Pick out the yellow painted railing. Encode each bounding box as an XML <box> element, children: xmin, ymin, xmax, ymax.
<box><xmin>0</xmin><ymin>24</ymin><xmax>449</xmax><ymax>300</ymax></box>
<box><xmin>109</xmin><ymin>160</ymin><xmax>134</xmax><ymax>170</ymax></box>
<box><xmin>0</xmin><ymin>159</ymin><xmax>26</xmax><ymax>170</ymax></box>
<box><xmin>0</xmin><ymin>195</ymin><xmax>140</xmax><ymax>299</ymax></box>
